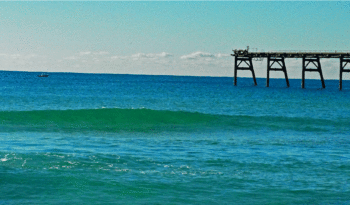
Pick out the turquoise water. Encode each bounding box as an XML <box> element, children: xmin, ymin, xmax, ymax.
<box><xmin>0</xmin><ymin>71</ymin><xmax>350</xmax><ymax>204</ymax></box>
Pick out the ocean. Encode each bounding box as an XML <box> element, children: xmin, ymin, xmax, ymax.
<box><xmin>0</xmin><ymin>71</ymin><xmax>349</xmax><ymax>204</ymax></box>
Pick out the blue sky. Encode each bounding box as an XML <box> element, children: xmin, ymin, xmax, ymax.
<box><xmin>0</xmin><ymin>1</ymin><xmax>349</xmax><ymax>79</ymax></box>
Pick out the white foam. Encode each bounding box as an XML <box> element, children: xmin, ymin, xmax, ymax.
<box><xmin>1</xmin><ymin>154</ymin><xmax>9</xmax><ymax>162</ymax></box>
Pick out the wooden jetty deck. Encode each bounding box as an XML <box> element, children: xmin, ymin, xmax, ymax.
<box><xmin>231</xmin><ymin>48</ymin><xmax>350</xmax><ymax>90</ymax></box>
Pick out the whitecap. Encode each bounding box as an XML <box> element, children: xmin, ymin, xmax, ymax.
<box><xmin>22</xmin><ymin>159</ymin><xmax>26</xmax><ymax>167</ymax></box>
<box><xmin>0</xmin><ymin>158</ymin><xmax>8</xmax><ymax>162</ymax></box>
<box><xmin>1</xmin><ymin>154</ymin><xmax>9</xmax><ymax>162</ymax></box>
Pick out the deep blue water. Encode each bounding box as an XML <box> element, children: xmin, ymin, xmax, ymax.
<box><xmin>0</xmin><ymin>71</ymin><xmax>349</xmax><ymax>204</ymax></box>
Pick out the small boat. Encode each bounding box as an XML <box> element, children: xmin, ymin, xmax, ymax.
<box><xmin>38</xmin><ymin>73</ymin><xmax>49</xmax><ymax>77</ymax></box>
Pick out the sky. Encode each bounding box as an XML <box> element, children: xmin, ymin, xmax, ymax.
<box><xmin>0</xmin><ymin>1</ymin><xmax>349</xmax><ymax>79</ymax></box>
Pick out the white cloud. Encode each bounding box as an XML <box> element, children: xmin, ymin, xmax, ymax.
<box><xmin>180</xmin><ymin>52</ymin><xmax>214</xmax><ymax>60</ymax></box>
<box><xmin>131</xmin><ymin>52</ymin><xmax>172</xmax><ymax>59</ymax></box>
<box><xmin>179</xmin><ymin>52</ymin><xmax>231</xmax><ymax>60</ymax></box>
<box><xmin>93</xmin><ymin>51</ymin><xmax>109</xmax><ymax>55</ymax></box>
<box><xmin>64</xmin><ymin>56</ymin><xmax>77</xmax><ymax>60</ymax></box>
<box><xmin>215</xmin><ymin>53</ymin><xmax>231</xmax><ymax>58</ymax></box>
<box><xmin>79</xmin><ymin>51</ymin><xmax>91</xmax><ymax>55</ymax></box>
<box><xmin>23</xmin><ymin>54</ymin><xmax>39</xmax><ymax>59</ymax></box>
<box><xmin>109</xmin><ymin>52</ymin><xmax>173</xmax><ymax>62</ymax></box>
<box><xmin>0</xmin><ymin>53</ymin><xmax>22</xmax><ymax>59</ymax></box>
<box><xmin>131</xmin><ymin>53</ymin><xmax>147</xmax><ymax>58</ymax></box>
<box><xmin>157</xmin><ymin>52</ymin><xmax>173</xmax><ymax>58</ymax></box>
<box><xmin>79</xmin><ymin>51</ymin><xmax>109</xmax><ymax>56</ymax></box>
<box><xmin>56</xmin><ymin>51</ymin><xmax>234</xmax><ymax>76</ymax></box>
<box><xmin>65</xmin><ymin>51</ymin><xmax>110</xmax><ymax>61</ymax></box>
<box><xmin>110</xmin><ymin>55</ymin><xmax>127</xmax><ymax>60</ymax></box>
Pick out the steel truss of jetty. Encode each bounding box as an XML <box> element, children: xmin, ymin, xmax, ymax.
<box><xmin>231</xmin><ymin>48</ymin><xmax>350</xmax><ymax>90</ymax></box>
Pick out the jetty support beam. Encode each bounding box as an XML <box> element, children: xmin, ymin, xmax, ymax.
<box><xmin>302</xmin><ymin>57</ymin><xmax>325</xmax><ymax>89</ymax></box>
<box><xmin>340</xmin><ymin>56</ymin><xmax>350</xmax><ymax>90</ymax></box>
<box><xmin>266</xmin><ymin>56</ymin><xmax>289</xmax><ymax>87</ymax></box>
<box><xmin>234</xmin><ymin>56</ymin><xmax>257</xmax><ymax>86</ymax></box>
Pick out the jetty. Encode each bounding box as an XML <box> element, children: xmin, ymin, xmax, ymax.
<box><xmin>231</xmin><ymin>47</ymin><xmax>350</xmax><ymax>90</ymax></box>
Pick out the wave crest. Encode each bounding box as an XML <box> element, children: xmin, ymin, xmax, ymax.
<box><xmin>0</xmin><ymin>108</ymin><xmax>346</xmax><ymax>133</ymax></box>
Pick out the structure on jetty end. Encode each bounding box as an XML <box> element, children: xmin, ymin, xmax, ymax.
<box><xmin>231</xmin><ymin>47</ymin><xmax>350</xmax><ymax>90</ymax></box>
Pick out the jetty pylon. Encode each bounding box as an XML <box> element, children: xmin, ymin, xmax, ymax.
<box><xmin>266</xmin><ymin>56</ymin><xmax>289</xmax><ymax>87</ymax></box>
<box><xmin>302</xmin><ymin>56</ymin><xmax>325</xmax><ymax>89</ymax></box>
<box><xmin>340</xmin><ymin>56</ymin><xmax>350</xmax><ymax>90</ymax></box>
<box><xmin>234</xmin><ymin>56</ymin><xmax>257</xmax><ymax>86</ymax></box>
